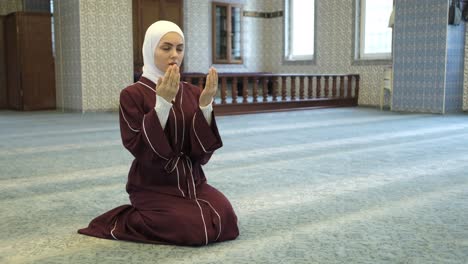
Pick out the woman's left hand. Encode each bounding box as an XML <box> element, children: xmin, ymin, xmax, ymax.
<box><xmin>199</xmin><ymin>67</ymin><xmax>218</xmax><ymax>107</ymax></box>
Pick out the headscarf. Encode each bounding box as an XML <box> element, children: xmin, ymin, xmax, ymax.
<box><xmin>141</xmin><ymin>20</ymin><xmax>184</xmax><ymax>84</ymax></box>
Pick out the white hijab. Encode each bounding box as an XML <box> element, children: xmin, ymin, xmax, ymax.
<box><xmin>141</xmin><ymin>20</ymin><xmax>184</xmax><ymax>84</ymax></box>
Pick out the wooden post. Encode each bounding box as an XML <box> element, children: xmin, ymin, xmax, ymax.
<box><xmin>339</xmin><ymin>76</ymin><xmax>344</xmax><ymax>99</ymax></box>
<box><xmin>242</xmin><ymin>76</ymin><xmax>249</xmax><ymax>103</ymax></box>
<box><xmin>221</xmin><ymin>77</ymin><xmax>227</xmax><ymax>104</ymax></box>
<box><xmin>308</xmin><ymin>76</ymin><xmax>313</xmax><ymax>99</ymax></box>
<box><xmin>281</xmin><ymin>76</ymin><xmax>287</xmax><ymax>101</ymax></box>
<box><xmin>198</xmin><ymin>77</ymin><xmax>204</xmax><ymax>90</ymax></box>
<box><xmin>332</xmin><ymin>76</ymin><xmax>337</xmax><ymax>98</ymax></box>
<box><xmin>324</xmin><ymin>76</ymin><xmax>330</xmax><ymax>98</ymax></box>
<box><xmin>299</xmin><ymin>76</ymin><xmax>305</xmax><ymax>100</ymax></box>
<box><xmin>316</xmin><ymin>76</ymin><xmax>322</xmax><ymax>98</ymax></box>
<box><xmin>355</xmin><ymin>75</ymin><xmax>360</xmax><ymax>100</ymax></box>
<box><xmin>291</xmin><ymin>76</ymin><xmax>296</xmax><ymax>101</ymax></box>
<box><xmin>253</xmin><ymin>77</ymin><xmax>259</xmax><ymax>103</ymax></box>
<box><xmin>262</xmin><ymin>77</ymin><xmax>268</xmax><ymax>102</ymax></box>
<box><xmin>347</xmin><ymin>75</ymin><xmax>352</xmax><ymax>98</ymax></box>
<box><xmin>232</xmin><ymin>77</ymin><xmax>238</xmax><ymax>104</ymax></box>
<box><xmin>273</xmin><ymin>76</ymin><xmax>278</xmax><ymax>102</ymax></box>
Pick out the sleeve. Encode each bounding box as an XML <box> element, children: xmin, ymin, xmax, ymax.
<box><xmin>199</xmin><ymin>100</ymin><xmax>213</xmax><ymax>125</ymax></box>
<box><xmin>119</xmin><ymin>89</ymin><xmax>174</xmax><ymax>164</ymax></box>
<box><xmin>190</xmin><ymin>107</ymin><xmax>223</xmax><ymax>165</ymax></box>
<box><xmin>154</xmin><ymin>95</ymin><xmax>172</xmax><ymax>129</ymax></box>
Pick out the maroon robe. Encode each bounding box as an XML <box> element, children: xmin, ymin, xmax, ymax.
<box><xmin>78</xmin><ymin>77</ymin><xmax>239</xmax><ymax>246</ymax></box>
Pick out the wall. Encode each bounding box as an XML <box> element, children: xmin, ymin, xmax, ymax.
<box><xmin>184</xmin><ymin>0</ymin><xmax>392</xmax><ymax>106</ymax></box>
<box><xmin>6</xmin><ymin>0</ymin><xmax>463</xmax><ymax>111</ymax></box>
<box><xmin>0</xmin><ymin>0</ymin><xmax>50</xmax><ymax>14</ymax></box>
<box><xmin>23</xmin><ymin>0</ymin><xmax>50</xmax><ymax>12</ymax></box>
<box><xmin>392</xmin><ymin>0</ymin><xmax>448</xmax><ymax>113</ymax></box>
<box><xmin>54</xmin><ymin>0</ymin><xmax>133</xmax><ymax>112</ymax></box>
<box><xmin>79</xmin><ymin>0</ymin><xmax>133</xmax><ymax>111</ymax></box>
<box><xmin>184</xmin><ymin>0</ymin><xmax>265</xmax><ymax>73</ymax></box>
<box><xmin>445</xmin><ymin>22</ymin><xmax>465</xmax><ymax>112</ymax></box>
<box><xmin>54</xmin><ymin>0</ymin><xmax>82</xmax><ymax>111</ymax></box>
<box><xmin>0</xmin><ymin>0</ymin><xmax>22</xmax><ymax>15</ymax></box>
<box><xmin>393</xmin><ymin>0</ymin><xmax>465</xmax><ymax>113</ymax></box>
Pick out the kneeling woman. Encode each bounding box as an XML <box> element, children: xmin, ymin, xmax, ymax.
<box><xmin>78</xmin><ymin>21</ymin><xmax>239</xmax><ymax>246</ymax></box>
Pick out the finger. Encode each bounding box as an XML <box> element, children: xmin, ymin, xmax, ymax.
<box><xmin>175</xmin><ymin>67</ymin><xmax>180</xmax><ymax>86</ymax></box>
<box><xmin>210</xmin><ymin>68</ymin><xmax>216</xmax><ymax>92</ymax></box>
<box><xmin>174</xmin><ymin>65</ymin><xmax>180</xmax><ymax>82</ymax></box>
<box><xmin>211</xmin><ymin>67</ymin><xmax>216</xmax><ymax>83</ymax></box>
<box><xmin>171</xmin><ymin>66</ymin><xmax>179</xmax><ymax>90</ymax></box>
<box><xmin>174</xmin><ymin>73</ymin><xmax>180</xmax><ymax>92</ymax></box>
<box><xmin>165</xmin><ymin>65</ymin><xmax>172</xmax><ymax>87</ymax></box>
<box><xmin>212</xmin><ymin>68</ymin><xmax>218</xmax><ymax>88</ymax></box>
<box><xmin>162</xmin><ymin>66</ymin><xmax>172</xmax><ymax>86</ymax></box>
<box><xmin>206</xmin><ymin>71</ymin><xmax>212</xmax><ymax>91</ymax></box>
<box><xmin>169</xmin><ymin>65</ymin><xmax>177</xmax><ymax>90</ymax></box>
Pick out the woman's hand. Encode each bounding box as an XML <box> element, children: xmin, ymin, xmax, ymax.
<box><xmin>199</xmin><ymin>67</ymin><xmax>218</xmax><ymax>107</ymax></box>
<box><xmin>156</xmin><ymin>65</ymin><xmax>180</xmax><ymax>102</ymax></box>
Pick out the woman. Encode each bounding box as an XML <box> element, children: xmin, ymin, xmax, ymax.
<box><xmin>78</xmin><ymin>21</ymin><xmax>239</xmax><ymax>246</ymax></box>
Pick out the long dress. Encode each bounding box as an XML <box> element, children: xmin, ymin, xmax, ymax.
<box><xmin>78</xmin><ymin>77</ymin><xmax>239</xmax><ymax>246</ymax></box>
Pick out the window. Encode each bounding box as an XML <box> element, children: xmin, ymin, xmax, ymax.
<box><xmin>284</xmin><ymin>0</ymin><xmax>315</xmax><ymax>61</ymax></box>
<box><xmin>212</xmin><ymin>2</ymin><xmax>243</xmax><ymax>64</ymax></box>
<box><xmin>356</xmin><ymin>0</ymin><xmax>393</xmax><ymax>60</ymax></box>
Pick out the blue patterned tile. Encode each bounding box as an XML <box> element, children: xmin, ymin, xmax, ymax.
<box><xmin>393</xmin><ymin>0</ymin><xmax>465</xmax><ymax>113</ymax></box>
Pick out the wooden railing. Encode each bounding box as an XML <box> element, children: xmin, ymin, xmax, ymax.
<box><xmin>182</xmin><ymin>72</ymin><xmax>360</xmax><ymax>115</ymax></box>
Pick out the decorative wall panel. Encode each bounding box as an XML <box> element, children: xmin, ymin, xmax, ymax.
<box><xmin>79</xmin><ymin>0</ymin><xmax>133</xmax><ymax>111</ymax></box>
<box><xmin>54</xmin><ymin>0</ymin><xmax>132</xmax><ymax>112</ymax></box>
<box><xmin>445</xmin><ymin>23</ymin><xmax>465</xmax><ymax>113</ymax></box>
<box><xmin>392</xmin><ymin>0</ymin><xmax>448</xmax><ymax>113</ymax></box>
<box><xmin>464</xmin><ymin>25</ymin><xmax>468</xmax><ymax>111</ymax></box>
<box><xmin>0</xmin><ymin>0</ymin><xmax>22</xmax><ymax>15</ymax></box>
<box><xmin>54</xmin><ymin>0</ymin><xmax>82</xmax><ymax>111</ymax></box>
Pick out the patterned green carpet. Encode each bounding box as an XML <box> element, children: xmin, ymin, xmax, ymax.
<box><xmin>1</xmin><ymin>107</ymin><xmax>467</xmax><ymax>264</ymax></box>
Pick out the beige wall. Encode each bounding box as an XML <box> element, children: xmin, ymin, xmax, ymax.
<box><xmin>54</xmin><ymin>0</ymin><xmax>82</xmax><ymax>111</ymax></box>
<box><xmin>260</xmin><ymin>0</ymin><xmax>389</xmax><ymax>106</ymax></box>
<box><xmin>0</xmin><ymin>0</ymin><xmax>22</xmax><ymax>15</ymax></box>
<box><xmin>25</xmin><ymin>0</ymin><xmax>463</xmax><ymax>110</ymax></box>
<box><xmin>54</xmin><ymin>0</ymin><xmax>133</xmax><ymax>112</ymax></box>
<box><xmin>183</xmin><ymin>0</ymin><xmax>391</xmax><ymax>106</ymax></box>
<box><xmin>79</xmin><ymin>0</ymin><xmax>133</xmax><ymax>111</ymax></box>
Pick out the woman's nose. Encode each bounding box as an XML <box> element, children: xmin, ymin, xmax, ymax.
<box><xmin>170</xmin><ymin>48</ymin><xmax>178</xmax><ymax>58</ymax></box>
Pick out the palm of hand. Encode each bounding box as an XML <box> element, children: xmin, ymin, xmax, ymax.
<box><xmin>156</xmin><ymin>65</ymin><xmax>180</xmax><ymax>102</ymax></box>
<box><xmin>200</xmin><ymin>68</ymin><xmax>218</xmax><ymax>107</ymax></box>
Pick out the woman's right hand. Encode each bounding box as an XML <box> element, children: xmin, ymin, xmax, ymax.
<box><xmin>156</xmin><ymin>65</ymin><xmax>180</xmax><ymax>102</ymax></box>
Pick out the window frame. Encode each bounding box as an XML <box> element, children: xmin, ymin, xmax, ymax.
<box><xmin>352</xmin><ymin>0</ymin><xmax>393</xmax><ymax>65</ymax></box>
<box><xmin>283</xmin><ymin>0</ymin><xmax>316</xmax><ymax>63</ymax></box>
<box><xmin>212</xmin><ymin>2</ymin><xmax>243</xmax><ymax>65</ymax></box>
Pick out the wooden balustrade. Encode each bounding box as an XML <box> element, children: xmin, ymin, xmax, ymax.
<box><xmin>182</xmin><ymin>72</ymin><xmax>360</xmax><ymax>115</ymax></box>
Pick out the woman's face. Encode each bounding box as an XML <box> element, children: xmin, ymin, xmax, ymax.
<box><xmin>154</xmin><ymin>32</ymin><xmax>184</xmax><ymax>73</ymax></box>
